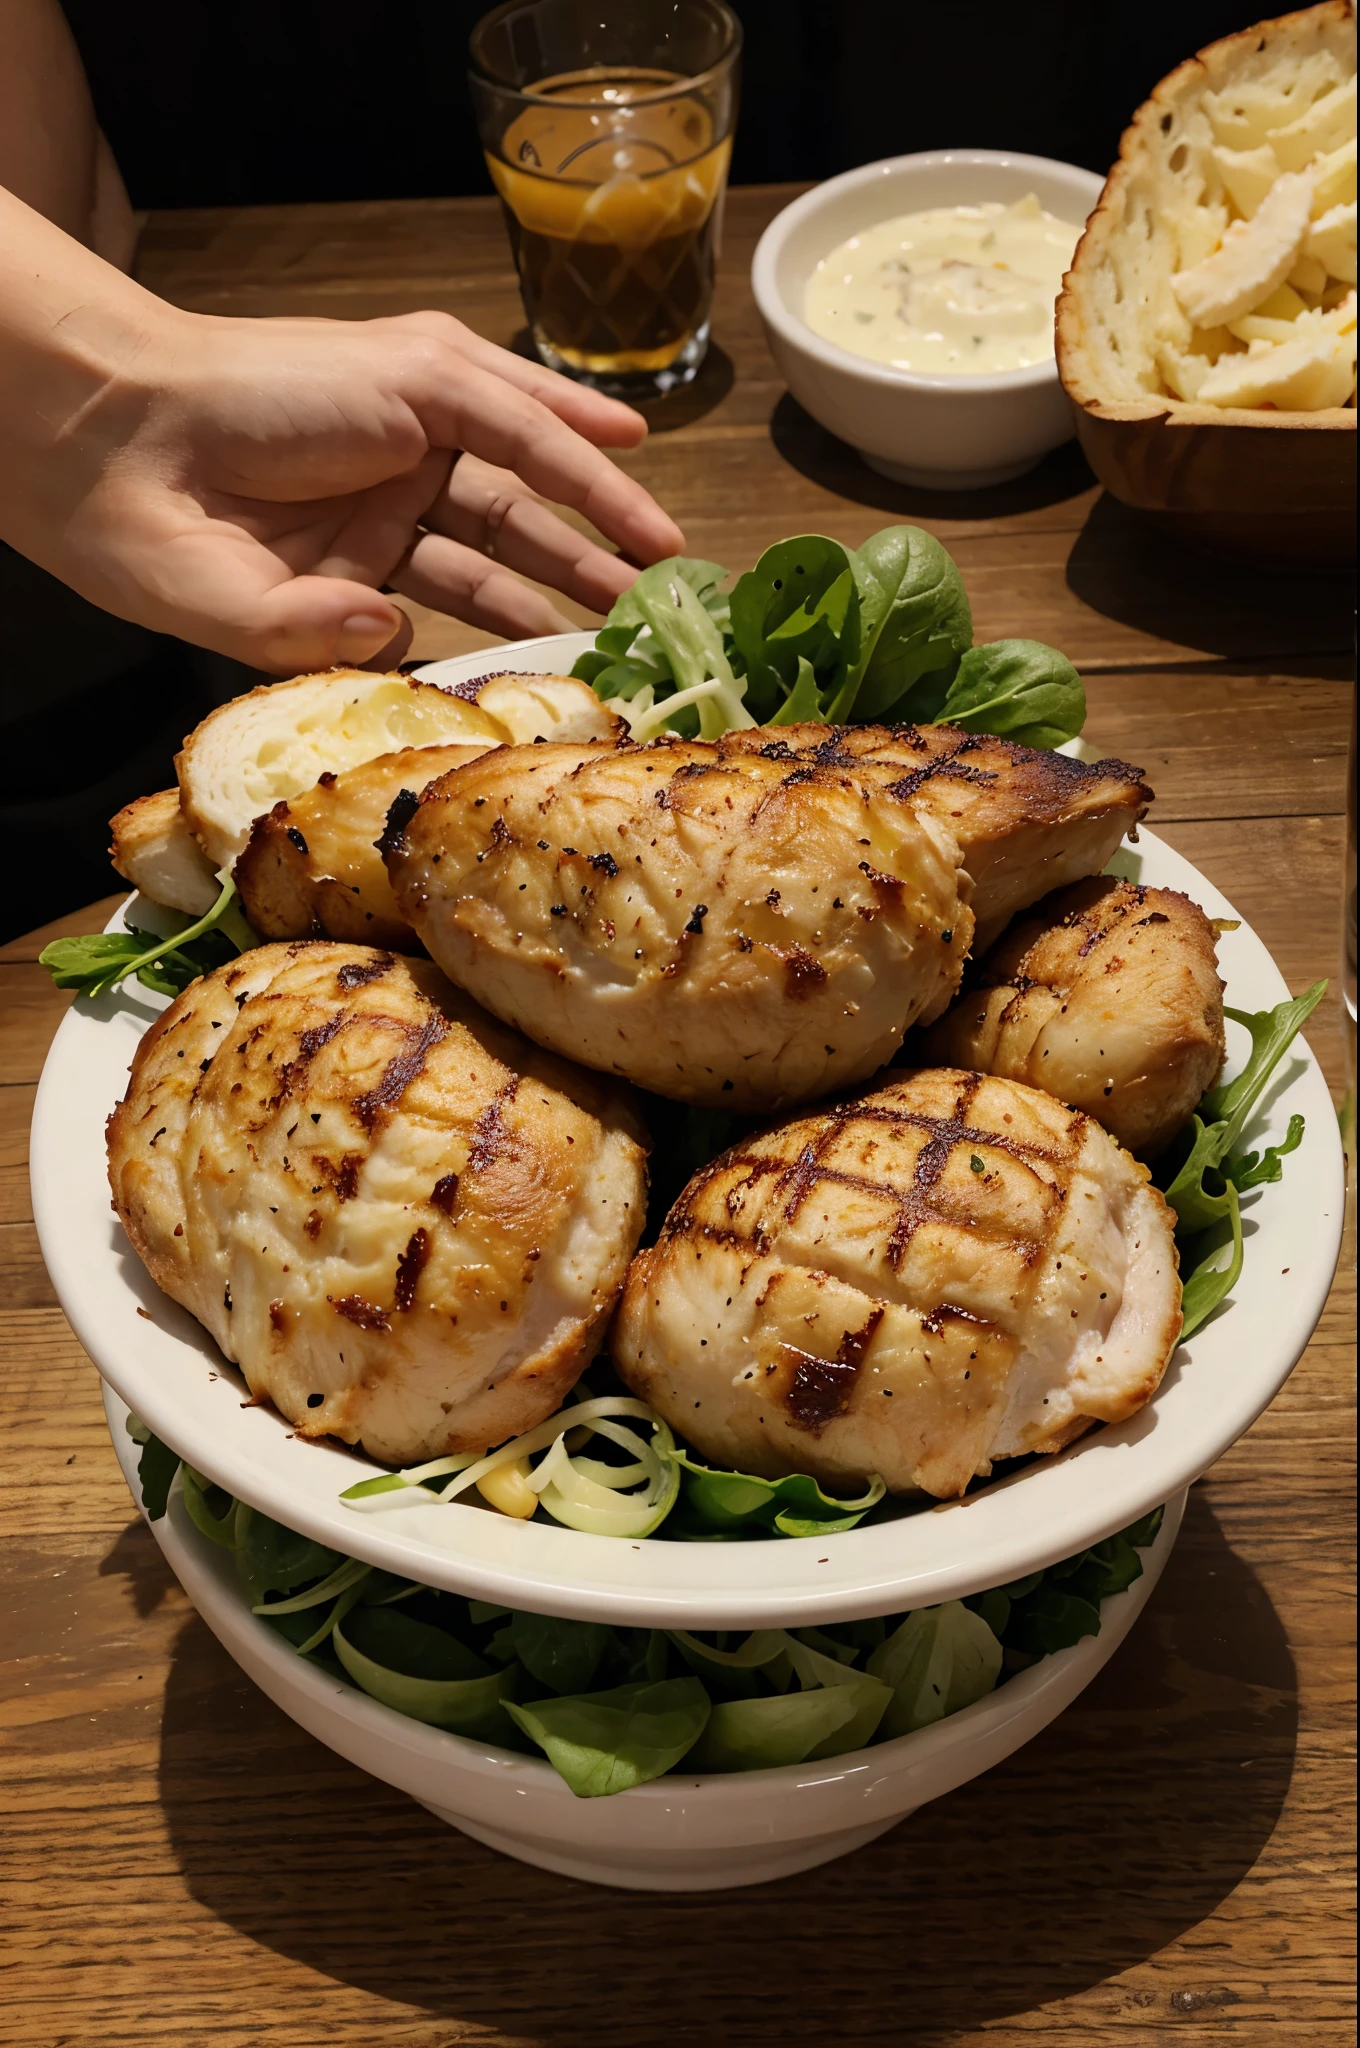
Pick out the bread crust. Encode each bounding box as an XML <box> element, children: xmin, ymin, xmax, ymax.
<box><xmin>1057</xmin><ymin>0</ymin><xmax>1356</xmax><ymax>428</ymax></box>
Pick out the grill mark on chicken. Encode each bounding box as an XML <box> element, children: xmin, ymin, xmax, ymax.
<box><xmin>394</xmin><ymin>1227</ymin><xmax>431</xmax><ymax>1312</ymax></box>
<box><xmin>661</xmin><ymin>1082</ymin><xmax>1085</xmax><ymax>1285</ymax></box>
<box><xmin>430</xmin><ymin>1171</ymin><xmax>460</xmax><ymax>1215</ymax></box>
<box><xmin>467</xmin><ymin>1075</ymin><xmax>520</xmax><ymax>1172</ymax></box>
<box><xmin>336</xmin><ymin>954</ymin><xmax>395</xmax><ymax>990</ymax></box>
<box><xmin>780</xmin><ymin>945</ymin><xmax>827</xmax><ymax>999</ymax></box>
<box><xmin>376</xmin><ymin>787</ymin><xmax>421</xmax><ymax>861</ymax></box>
<box><xmin>353</xmin><ymin>1010</ymin><xmax>448</xmax><ymax>1130</ymax></box>
<box><xmin>781</xmin><ymin>1305</ymin><xmax>885</xmax><ymax>1432</ymax></box>
<box><xmin>331</xmin><ymin>1293</ymin><xmax>391</xmax><ymax>1332</ymax></box>
<box><xmin>313</xmin><ymin>1151</ymin><xmax>364</xmax><ymax>1201</ymax></box>
<box><xmin>269</xmin><ymin>1009</ymin><xmax>350</xmax><ymax>1108</ymax></box>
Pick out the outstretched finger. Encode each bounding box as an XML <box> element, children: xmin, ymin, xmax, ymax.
<box><xmin>377</xmin><ymin>310</ymin><xmax>649</xmax><ymax>449</ymax></box>
<box><xmin>396</xmin><ymin>339</ymin><xmax>685</xmax><ymax>567</ymax></box>
<box><xmin>390</xmin><ymin>528</ymin><xmax>576</xmax><ymax>640</ymax></box>
<box><xmin>424</xmin><ymin>452</ymin><xmax>641</xmax><ymax>614</ymax></box>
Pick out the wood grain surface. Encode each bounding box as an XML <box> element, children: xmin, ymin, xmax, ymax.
<box><xmin>1</xmin><ymin>186</ymin><xmax>1354</xmax><ymax>2048</ymax></box>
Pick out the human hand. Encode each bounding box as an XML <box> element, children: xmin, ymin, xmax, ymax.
<box><xmin>0</xmin><ymin>190</ymin><xmax>685</xmax><ymax>672</ymax></box>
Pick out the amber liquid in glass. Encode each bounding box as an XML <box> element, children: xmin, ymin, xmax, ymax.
<box><xmin>488</xmin><ymin>68</ymin><xmax>730</xmax><ymax>379</ymax></box>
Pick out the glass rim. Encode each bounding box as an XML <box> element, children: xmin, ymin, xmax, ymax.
<box><xmin>467</xmin><ymin>0</ymin><xmax>742</xmax><ymax>105</ymax></box>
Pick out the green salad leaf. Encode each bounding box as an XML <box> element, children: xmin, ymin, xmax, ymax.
<box><xmin>334</xmin><ymin>1615</ymin><xmax>517</xmax><ymax>1739</ymax></box>
<box><xmin>837</xmin><ymin>524</ymin><xmax>973</xmax><ymax>722</ymax></box>
<box><xmin>667</xmin><ymin>1447</ymin><xmax>886</xmax><ymax>1539</ymax></box>
<box><xmin>571</xmin><ymin>522</ymin><xmax>1085</xmax><ymax>747</ymax></box>
<box><xmin>126</xmin><ymin>1414</ymin><xmax>179</xmax><ymax>1522</ymax></box>
<box><xmin>128</xmin><ymin>1431</ymin><xmax>1166</xmax><ymax>1797</ymax></box>
<box><xmin>505</xmin><ymin>1677</ymin><xmax>711</xmax><ymax>1796</ymax></box>
<box><xmin>40</xmin><ymin>876</ymin><xmax>255</xmax><ymax>1001</ymax></box>
<box><xmin>867</xmin><ymin>1601</ymin><xmax>1003</xmax><ymax>1739</ymax></box>
<box><xmin>1162</xmin><ymin>981</ymin><xmax>1325</xmax><ymax>1338</ymax></box>
<box><xmin>935</xmin><ymin>638</ymin><xmax>1088</xmax><ymax>751</ymax></box>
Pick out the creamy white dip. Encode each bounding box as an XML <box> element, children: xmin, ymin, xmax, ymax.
<box><xmin>804</xmin><ymin>194</ymin><xmax>1083</xmax><ymax>375</ymax></box>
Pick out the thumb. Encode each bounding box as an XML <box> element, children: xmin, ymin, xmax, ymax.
<box><xmin>241</xmin><ymin>575</ymin><xmax>408</xmax><ymax>675</ymax></box>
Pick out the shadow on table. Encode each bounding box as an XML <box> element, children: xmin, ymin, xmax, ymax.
<box><xmin>152</xmin><ymin>1486</ymin><xmax>1298</xmax><ymax>2043</ymax></box>
<box><xmin>1065</xmin><ymin>491</ymin><xmax>1356</xmax><ymax>664</ymax></box>
<box><xmin>768</xmin><ymin>393</ymin><xmax>1097</xmax><ymax>523</ymax></box>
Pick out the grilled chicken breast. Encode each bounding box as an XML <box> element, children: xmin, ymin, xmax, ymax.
<box><xmin>110</xmin><ymin>787</ymin><xmax>221</xmax><ymax>916</ymax></box>
<box><xmin>613</xmin><ymin>1067</ymin><xmax>1181</xmax><ymax>1499</ymax></box>
<box><xmin>385</xmin><ymin>737</ymin><xmax>973</xmax><ymax>1111</ymax></box>
<box><xmin>107</xmin><ymin>942</ymin><xmax>647</xmax><ymax>1465</ymax></box>
<box><xmin>235</xmin><ymin>743</ymin><xmax>487</xmax><ymax>948</ymax></box>
<box><xmin>725</xmin><ymin>724</ymin><xmax>1153</xmax><ymax>950</ymax></box>
<box><xmin>918</xmin><ymin>878</ymin><xmax>1226</xmax><ymax>1158</ymax></box>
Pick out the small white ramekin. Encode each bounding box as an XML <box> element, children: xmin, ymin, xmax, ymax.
<box><xmin>751</xmin><ymin>150</ymin><xmax>1106</xmax><ymax>491</ymax></box>
<box><xmin>108</xmin><ymin>1382</ymin><xmax>1182</xmax><ymax>1893</ymax></box>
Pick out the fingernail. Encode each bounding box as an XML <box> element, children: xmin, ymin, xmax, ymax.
<box><xmin>340</xmin><ymin>610</ymin><xmax>393</xmax><ymax>640</ymax></box>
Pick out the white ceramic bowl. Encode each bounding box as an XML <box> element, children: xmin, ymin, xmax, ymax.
<box><xmin>32</xmin><ymin>631</ymin><xmax>1342</xmax><ymax>1630</ymax></box>
<box><xmin>751</xmin><ymin>150</ymin><xmax>1106</xmax><ymax>490</ymax></box>
<box><xmin>104</xmin><ymin>1378</ymin><xmax>1183</xmax><ymax>1893</ymax></box>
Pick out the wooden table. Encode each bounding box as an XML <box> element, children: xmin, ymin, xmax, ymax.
<box><xmin>3</xmin><ymin>188</ymin><xmax>1354</xmax><ymax>2048</ymax></box>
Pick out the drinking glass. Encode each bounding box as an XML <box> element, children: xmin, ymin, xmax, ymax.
<box><xmin>468</xmin><ymin>0</ymin><xmax>741</xmax><ymax>396</ymax></box>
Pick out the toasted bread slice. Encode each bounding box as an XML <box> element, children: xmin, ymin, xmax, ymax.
<box><xmin>177</xmin><ymin>668</ymin><xmax>621</xmax><ymax>869</ymax></box>
<box><xmin>109</xmin><ymin>788</ymin><xmax>220</xmax><ymax>915</ymax></box>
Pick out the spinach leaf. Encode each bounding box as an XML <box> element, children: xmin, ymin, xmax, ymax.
<box><xmin>510</xmin><ymin>1610</ymin><xmax>611</xmax><ymax>1694</ymax></box>
<box><xmin>668</xmin><ymin>1447</ymin><xmax>885</xmax><ymax>1538</ymax></box>
<box><xmin>767</xmin><ymin>654</ymin><xmax>828</xmax><ymax>727</ymax></box>
<box><xmin>668</xmin><ymin>1628</ymin><xmax>787</xmax><ymax>1699</ymax></box>
<box><xmin>333</xmin><ymin>1616</ymin><xmax>518</xmax><ymax>1738</ymax></box>
<box><xmin>342</xmin><ymin>1604</ymin><xmax>491</xmax><ymax>1682</ymax></box>
<box><xmin>782</xmin><ymin>1635</ymin><xmax>894</xmax><ymax>1757</ymax></box>
<box><xmin>1003</xmin><ymin>1583</ymin><xmax>1102</xmax><ymax>1659</ymax></box>
<box><xmin>728</xmin><ymin>536</ymin><xmax>860</xmax><ymax>716</ymax></box>
<box><xmin>690</xmin><ymin>1687</ymin><xmax>858</xmax><ymax>1771</ymax></box>
<box><xmin>233</xmin><ymin>1501</ymin><xmax>339</xmax><ymax>1607</ymax></box>
<box><xmin>866</xmin><ymin>1601</ymin><xmax>1002</xmax><ymax>1739</ymax></box>
<box><xmin>130</xmin><ymin>1424</ymin><xmax>180</xmax><ymax>1522</ymax></box>
<box><xmin>935</xmin><ymin>639</ymin><xmax>1087</xmax><ymax>750</ymax></box>
<box><xmin>836</xmin><ymin>525</ymin><xmax>973</xmax><ymax>722</ymax></box>
<box><xmin>505</xmin><ymin>1677</ymin><xmax>710</xmax><ymax>1796</ymax></box>
<box><xmin>40</xmin><ymin>876</ymin><xmax>255</xmax><ymax>1000</ymax></box>
<box><xmin>180</xmin><ymin>1464</ymin><xmax>238</xmax><ymax>1549</ymax></box>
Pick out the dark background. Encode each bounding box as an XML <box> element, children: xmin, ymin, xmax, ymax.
<box><xmin>64</xmin><ymin>0</ymin><xmax>1253</xmax><ymax>210</ymax></box>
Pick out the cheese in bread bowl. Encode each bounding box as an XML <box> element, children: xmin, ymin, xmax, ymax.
<box><xmin>1057</xmin><ymin>2</ymin><xmax>1355</xmax><ymax>560</ymax></box>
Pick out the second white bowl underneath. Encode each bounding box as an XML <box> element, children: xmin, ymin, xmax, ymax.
<box><xmin>751</xmin><ymin>149</ymin><xmax>1105</xmax><ymax>490</ymax></box>
<box><xmin>107</xmin><ymin>1378</ymin><xmax>1184</xmax><ymax>1894</ymax></box>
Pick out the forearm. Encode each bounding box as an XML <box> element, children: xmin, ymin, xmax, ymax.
<box><xmin>0</xmin><ymin>184</ymin><xmax>173</xmax><ymax>569</ymax></box>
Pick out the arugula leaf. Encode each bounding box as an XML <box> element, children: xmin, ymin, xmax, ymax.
<box><xmin>505</xmin><ymin>1677</ymin><xmax>710</xmax><ymax>1796</ymax></box>
<box><xmin>1161</xmin><ymin>983</ymin><xmax>1324</xmax><ymax>1335</ymax></box>
<box><xmin>1227</xmin><ymin>1113</ymin><xmax>1305</xmax><ymax>1191</ymax></box>
<box><xmin>935</xmin><ymin>639</ymin><xmax>1087</xmax><ymax>750</ymax></box>
<box><xmin>767</xmin><ymin>654</ymin><xmax>827</xmax><ymax>727</ymax></box>
<box><xmin>40</xmin><ymin>876</ymin><xmax>254</xmax><ymax>1000</ymax></box>
<box><xmin>835</xmin><ymin>525</ymin><xmax>973</xmax><ymax>722</ymax></box>
<box><xmin>510</xmin><ymin>1611</ymin><xmax>611</xmax><ymax>1694</ymax></box>
<box><xmin>1178</xmin><ymin>1182</ymin><xmax>1245</xmax><ymax>1341</ymax></box>
<box><xmin>866</xmin><ymin>1601</ymin><xmax>1002</xmax><ymax>1738</ymax></box>
<box><xmin>1203</xmin><ymin>984</ymin><xmax>1328</xmax><ymax>1145</ymax></box>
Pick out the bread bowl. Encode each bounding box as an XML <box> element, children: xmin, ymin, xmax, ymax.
<box><xmin>1057</xmin><ymin>2</ymin><xmax>1356</xmax><ymax>561</ymax></box>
